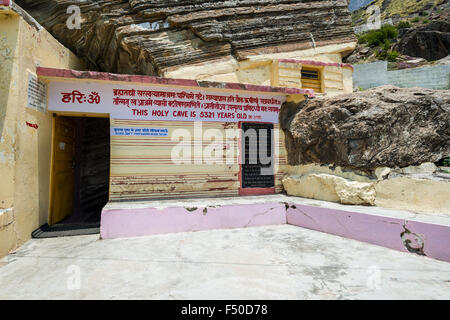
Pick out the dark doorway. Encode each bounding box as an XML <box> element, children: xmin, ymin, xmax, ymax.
<box><xmin>69</xmin><ymin>117</ymin><xmax>110</xmax><ymax>224</ymax></box>
<box><xmin>33</xmin><ymin>116</ymin><xmax>110</xmax><ymax>238</ymax></box>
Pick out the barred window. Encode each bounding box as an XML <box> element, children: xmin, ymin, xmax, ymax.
<box><xmin>301</xmin><ymin>67</ymin><xmax>322</xmax><ymax>93</ymax></box>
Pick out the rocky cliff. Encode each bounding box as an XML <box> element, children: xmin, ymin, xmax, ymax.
<box><xmin>394</xmin><ymin>21</ymin><xmax>450</xmax><ymax>61</ymax></box>
<box><xmin>280</xmin><ymin>86</ymin><xmax>450</xmax><ymax>170</ymax></box>
<box><xmin>15</xmin><ymin>0</ymin><xmax>355</xmax><ymax>76</ymax></box>
<box><xmin>352</xmin><ymin>0</ymin><xmax>449</xmax><ymax>26</ymax></box>
<box><xmin>347</xmin><ymin>0</ymin><xmax>449</xmax><ymax>65</ymax></box>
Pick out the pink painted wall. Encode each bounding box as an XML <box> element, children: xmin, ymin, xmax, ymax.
<box><xmin>101</xmin><ymin>202</ymin><xmax>286</xmax><ymax>239</ymax></box>
<box><xmin>101</xmin><ymin>200</ymin><xmax>450</xmax><ymax>263</ymax></box>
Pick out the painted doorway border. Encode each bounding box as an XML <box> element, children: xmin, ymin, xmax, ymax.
<box><xmin>238</xmin><ymin>121</ymin><xmax>276</xmax><ymax>196</ymax></box>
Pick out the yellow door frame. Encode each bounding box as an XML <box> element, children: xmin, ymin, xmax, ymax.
<box><xmin>48</xmin><ymin>115</ymin><xmax>57</xmax><ymax>225</ymax></box>
<box><xmin>48</xmin><ymin>112</ymin><xmax>110</xmax><ymax>225</ymax></box>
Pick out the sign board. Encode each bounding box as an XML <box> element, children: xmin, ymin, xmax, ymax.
<box><xmin>111</xmin><ymin>127</ymin><xmax>169</xmax><ymax>137</ymax></box>
<box><xmin>241</xmin><ymin>123</ymin><xmax>275</xmax><ymax>189</ymax></box>
<box><xmin>27</xmin><ymin>73</ymin><xmax>47</xmax><ymax>113</ymax></box>
<box><xmin>47</xmin><ymin>81</ymin><xmax>285</xmax><ymax>124</ymax></box>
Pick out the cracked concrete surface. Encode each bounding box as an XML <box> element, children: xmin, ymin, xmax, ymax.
<box><xmin>400</xmin><ymin>224</ymin><xmax>426</xmax><ymax>256</ymax></box>
<box><xmin>0</xmin><ymin>225</ymin><xmax>449</xmax><ymax>300</ymax></box>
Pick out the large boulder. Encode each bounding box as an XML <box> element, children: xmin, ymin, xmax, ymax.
<box><xmin>280</xmin><ymin>86</ymin><xmax>450</xmax><ymax>170</ymax></box>
<box><xmin>394</xmin><ymin>21</ymin><xmax>450</xmax><ymax>61</ymax></box>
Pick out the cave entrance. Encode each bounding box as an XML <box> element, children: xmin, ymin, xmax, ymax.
<box><xmin>48</xmin><ymin>115</ymin><xmax>110</xmax><ymax>229</ymax></box>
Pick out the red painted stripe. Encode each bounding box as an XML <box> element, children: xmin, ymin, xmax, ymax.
<box><xmin>1</xmin><ymin>0</ymin><xmax>10</xmax><ymax>6</ymax></box>
<box><xmin>239</xmin><ymin>187</ymin><xmax>276</xmax><ymax>196</ymax></box>
<box><xmin>36</xmin><ymin>67</ymin><xmax>315</xmax><ymax>97</ymax></box>
<box><xmin>278</xmin><ymin>58</ymin><xmax>354</xmax><ymax>70</ymax></box>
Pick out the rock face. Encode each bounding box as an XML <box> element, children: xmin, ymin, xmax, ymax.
<box><xmin>15</xmin><ymin>0</ymin><xmax>355</xmax><ymax>75</ymax></box>
<box><xmin>282</xmin><ymin>163</ymin><xmax>450</xmax><ymax>213</ymax></box>
<box><xmin>283</xmin><ymin>174</ymin><xmax>376</xmax><ymax>205</ymax></box>
<box><xmin>351</xmin><ymin>0</ymin><xmax>449</xmax><ymax>27</ymax></box>
<box><xmin>280</xmin><ymin>86</ymin><xmax>450</xmax><ymax>170</ymax></box>
<box><xmin>375</xmin><ymin>176</ymin><xmax>450</xmax><ymax>214</ymax></box>
<box><xmin>394</xmin><ymin>21</ymin><xmax>450</xmax><ymax>61</ymax></box>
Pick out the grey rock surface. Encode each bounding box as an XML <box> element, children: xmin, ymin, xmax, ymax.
<box><xmin>394</xmin><ymin>21</ymin><xmax>450</xmax><ymax>61</ymax></box>
<box><xmin>15</xmin><ymin>0</ymin><xmax>355</xmax><ymax>75</ymax></box>
<box><xmin>281</xmin><ymin>86</ymin><xmax>450</xmax><ymax>170</ymax></box>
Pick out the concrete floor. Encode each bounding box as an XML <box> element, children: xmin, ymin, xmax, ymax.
<box><xmin>0</xmin><ymin>225</ymin><xmax>449</xmax><ymax>300</ymax></box>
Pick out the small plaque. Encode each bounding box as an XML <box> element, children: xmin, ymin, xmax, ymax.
<box><xmin>27</xmin><ymin>73</ymin><xmax>47</xmax><ymax>113</ymax></box>
<box><xmin>111</xmin><ymin>127</ymin><xmax>169</xmax><ymax>137</ymax></box>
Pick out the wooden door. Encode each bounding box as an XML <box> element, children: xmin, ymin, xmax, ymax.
<box><xmin>49</xmin><ymin>116</ymin><xmax>76</xmax><ymax>225</ymax></box>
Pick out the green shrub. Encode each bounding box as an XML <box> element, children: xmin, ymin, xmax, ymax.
<box><xmin>375</xmin><ymin>49</ymin><xmax>384</xmax><ymax>59</ymax></box>
<box><xmin>380</xmin><ymin>24</ymin><xmax>399</xmax><ymax>39</ymax></box>
<box><xmin>358</xmin><ymin>34</ymin><xmax>368</xmax><ymax>44</ymax></box>
<box><xmin>358</xmin><ymin>24</ymin><xmax>399</xmax><ymax>47</ymax></box>
<box><xmin>444</xmin><ymin>157</ymin><xmax>450</xmax><ymax>167</ymax></box>
<box><xmin>396</xmin><ymin>21</ymin><xmax>412</xmax><ymax>29</ymax></box>
<box><xmin>382</xmin><ymin>40</ymin><xmax>391</xmax><ymax>52</ymax></box>
<box><xmin>376</xmin><ymin>46</ymin><xmax>399</xmax><ymax>62</ymax></box>
<box><xmin>423</xmin><ymin>19</ymin><xmax>430</xmax><ymax>24</ymax></box>
<box><xmin>366</xmin><ymin>31</ymin><xmax>385</xmax><ymax>46</ymax></box>
<box><xmin>387</xmin><ymin>50</ymin><xmax>399</xmax><ymax>62</ymax></box>
<box><xmin>411</xmin><ymin>17</ymin><xmax>420</xmax><ymax>23</ymax></box>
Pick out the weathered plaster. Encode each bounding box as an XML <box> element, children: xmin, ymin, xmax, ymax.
<box><xmin>0</xmin><ymin>11</ymin><xmax>85</xmax><ymax>258</ymax></box>
<box><xmin>0</xmin><ymin>13</ymin><xmax>19</xmax><ymax>258</ymax></box>
<box><xmin>101</xmin><ymin>202</ymin><xmax>287</xmax><ymax>239</ymax></box>
<box><xmin>0</xmin><ymin>207</ymin><xmax>14</xmax><ymax>228</ymax></box>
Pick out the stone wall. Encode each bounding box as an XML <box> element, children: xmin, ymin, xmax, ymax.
<box><xmin>389</xmin><ymin>65</ymin><xmax>450</xmax><ymax>89</ymax></box>
<box><xmin>353</xmin><ymin>61</ymin><xmax>450</xmax><ymax>90</ymax></box>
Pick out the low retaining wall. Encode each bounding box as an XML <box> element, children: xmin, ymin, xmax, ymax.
<box><xmin>101</xmin><ymin>202</ymin><xmax>287</xmax><ymax>239</ymax></box>
<box><xmin>353</xmin><ymin>61</ymin><xmax>450</xmax><ymax>90</ymax></box>
<box><xmin>100</xmin><ymin>196</ymin><xmax>450</xmax><ymax>263</ymax></box>
<box><xmin>286</xmin><ymin>204</ymin><xmax>450</xmax><ymax>262</ymax></box>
